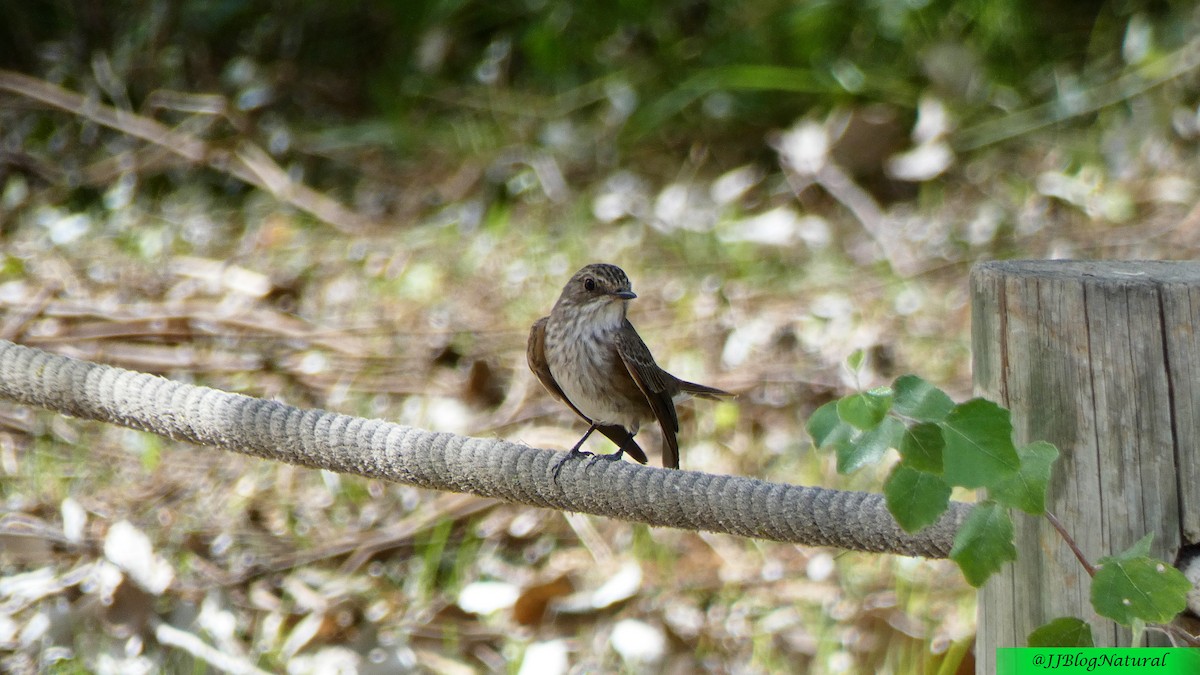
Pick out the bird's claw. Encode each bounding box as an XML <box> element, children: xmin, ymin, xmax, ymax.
<box><xmin>552</xmin><ymin>448</ymin><xmax>594</xmax><ymax>481</ymax></box>
<box><xmin>586</xmin><ymin>449</ymin><xmax>626</xmax><ymax>468</ymax></box>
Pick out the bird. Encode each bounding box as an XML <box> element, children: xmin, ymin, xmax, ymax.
<box><xmin>527</xmin><ymin>263</ymin><xmax>731</xmax><ymax>471</ymax></box>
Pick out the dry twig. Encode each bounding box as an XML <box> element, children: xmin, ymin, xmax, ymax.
<box><xmin>0</xmin><ymin>69</ymin><xmax>371</xmax><ymax>234</ymax></box>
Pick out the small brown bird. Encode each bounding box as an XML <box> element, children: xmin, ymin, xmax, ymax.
<box><xmin>527</xmin><ymin>263</ymin><xmax>730</xmax><ymax>470</ymax></box>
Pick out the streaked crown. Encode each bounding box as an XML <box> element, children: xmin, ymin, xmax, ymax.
<box><xmin>566</xmin><ymin>263</ymin><xmax>631</xmax><ymax>296</ymax></box>
<box><xmin>551</xmin><ymin>263</ymin><xmax>637</xmax><ymax>313</ymax></box>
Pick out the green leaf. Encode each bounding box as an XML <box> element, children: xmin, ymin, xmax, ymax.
<box><xmin>1130</xmin><ymin>618</ymin><xmax>1146</xmax><ymax>647</ymax></box>
<box><xmin>898</xmin><ymin>422</ymin><xmax>944</xmax><ymax>473</ymax></box>
<box><xmin>950</xmin><ymin>501</ymin><xmax>1016</xmax><ymax>587</ymax></box>
<box><xmin>1123</xmin><ymin>532</ymin><xmax>1154</xmax><ymax>558</ymax></box>
<box><xmin>892</xmin><ymin>375</ymin><xmax>955</xmax><ymax>422</ymax></box>
<box><xmin>1027</xmin><ymin>617</ymin><xmax>1094</xmax><ymax>647</ymax></box>
<box><xmin>836</xmin><ymin>388</ymin><xmax>893</xmax><ymax>430</ymax></box>
<box><xmin>989</xmin><ymin>441</ymin><xmax>1059</xmax><ymax>514</ymax></box>
<box><xmin>846</xmin><ymin>348</ymin><xmax>866</xmax><ymax>372</ymax></box>
<box><xmin>835</xmin><ymin>417</ymin><xmax>904</xmax><ymax>474</ymax></box>
<box><xmin>806</xmin><ymin>401</ymin><xmax>852</xmax><ymax>448</ymax></box>
<box><xmin>1091</xmin><ymin>534</ymin><xmax>1191</xmax><ymax>625</ymax></box>
<box><xmin>884</xmin><ymin>464</ymin><xmax>951</xmax><ymax>532</ymax></box>
<box><xmin>939</xmin><ymin>399</ymin><xmax>1020</xmax><ymax>488</ymax></box>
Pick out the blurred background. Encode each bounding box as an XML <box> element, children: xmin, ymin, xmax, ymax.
<box><xmin>2</xmin><ymin>1</ymin><xmax>1199</xmax><ymax>672</ymax></box>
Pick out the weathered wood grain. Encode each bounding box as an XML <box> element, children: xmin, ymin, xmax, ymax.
<box><xmin>972</xmin><ymin>260</ymin><xmax>1200</xmax><ymax>669</ymax></box>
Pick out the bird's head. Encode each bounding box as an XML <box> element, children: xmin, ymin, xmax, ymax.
<box><xmin>553</xmin><ymin>263</ymin><xmax>637</xmax><ymax>323</ymax></box>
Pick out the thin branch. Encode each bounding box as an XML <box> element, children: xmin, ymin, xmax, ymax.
<box><xmin>0</xmin><ymin>69</ymin><xmax>371</xmax><ymax>234</ymax></box>
<box><xmin>1044</xmin><ymin>510</ymin><xmax>1097</xmax><ymax>577</ymax></box>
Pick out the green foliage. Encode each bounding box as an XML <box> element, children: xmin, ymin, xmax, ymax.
<box><xmin>1027</xmin><ymin>617</ymin><xmax>1094</xmax><ymax>647</ymax></box>
<box><xmin>845</xmin><ymin>348</ymin><xmax>867</xmax><ymax>373</ymax></box>
<box><xmin>44</xmin><ymin>659</ymin><xmax>91</xmax><ymax>675</ymax></box>
<box><xmin>892</xmin><ymin>375</ymin><xmax>954</xmax><ymax>423</ymax></box>
<box><xmin>832</xmin><ymin>386</ymin><xmax>902</xmax><ymax>475</ymax></box>
<box><xmin>805</xmin><ymin>401</ymin><xmax>845</xmax><ymax>448</ymax></box>
<box><xmin>1091</xmin><ymin>534</ymin><xmax>1192</xmax><ymax>626</ymax></box>
<box><xmin>989</xmin><ymin>441</ymin><xmax>1058</xmax><ymax>514</ymax></box>
<box><xmin>0</xmin><ymin>253</ymin><xmax>27</xmax><ymax>280</ymax></box>
<box><xmin>415</xmin><ymin>517</ymin><xmax>456</xmax><ymax>601</ymax></box>
<box><xmin>884</xmin><ymin>464</ymin><xmax>951</xmax><ymax>533</ymax></box>
<box><xmin>837</xmin><ymin>388</ymin><xmax>893</xmax><ymax>430</ymax></box>
<box><xmin>807</xmin><ymin>373</ymin><xmax>1194</xmax><ymax>643</ymax></box>
<box><xmin>940</xmin><ymin>399</ymin><xmax>1020</xmax><ymax>488</ymax></box>
<box><xmin>897</xmin><ymin>423</ymin><xmax>943</xmax><ymax>473</ymax></box>
<box><xmin>836</xmin><ymin>416</ymin><xmax>904</xmax><ymax>474</ymax></box>
<box><xmin>809</xmin><ymin>374</ymin><xmax>1032</xmax><ymax>585</ymax></box>
<box><xmin>949</xmin><ymin>501</ymin><xmax>1016</xmax><ymax>587</ymax></box>
<box><xmin>5</xmin><ymin>0</ymin><xmax>1189</xmax><ymax>153</ymax></box>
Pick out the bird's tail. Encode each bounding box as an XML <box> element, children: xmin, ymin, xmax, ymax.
<box><xmin>676</xmin><ymin>379</ymin><xmax>733</xmax><ymax>401</ymax></box>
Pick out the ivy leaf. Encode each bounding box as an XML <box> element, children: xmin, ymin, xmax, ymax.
<box><xmin>1091</xmin><ymin>534</ymin><xmax>1191</xmax><ymax>625</ymax></box>
<box><xmin>989</xmin><ymin>441</ymin><xmax>1059</xmax><ymax>514</ymax></box>
<box><xmin>836</xmin><ymin>388</ymin><xmax>893</xmax><ymax>430</ymax></box>
<box><xmin>1124</xmin><ymin>532</ymin><xmax>1153</xmax><ymax>557</ymax></box>
<box><xmin>884</xmin><ymin>464</ymin><xmax>951</xmax><ymax>532</ymax></box>
<box><xmin>846</xmin><ymin>349</ymin><xmax>866</xmax><ymax>372</ymax></box>
<box><xmin>898</xmin><ymin>422</ymin><xmax>944</xmax><ymax>473</ymax></box>
<box><xmin>892</xmin><ymin>375</ymin><xmax>955</xmax><ymax>422</ymax></box>
<box><xmin>940</xmin><ymin>399</ymin><xmax>1020</xmax><ymax>488</ymax></box>
<box><xmin>811</xmin><ymin>398</ymin><xmax>902</xmax><ymax>474</ymax></box>
<box><xmin>807</xmin><ymin>401</ymin><xmax>851</xmax><ymax>448</ymax></box>
<box><xmin>835</xmin><ymin>417</ymin><xmax>904</xmax><ymax>474</ymax></box>
<box><xmin>1027</xmin><ymin>617</ymin><xmax>1094</xmax><ymax>647</ymax></box>
<box><xmin>950</xmin><ymin>501</ymin><xmax>1016</xmax><ymax>587</ymax></box>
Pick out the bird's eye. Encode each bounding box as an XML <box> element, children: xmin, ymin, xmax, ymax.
<box><xmin>583</xmin><ymin>277</ymin><xmax>596</xmax><ymax>291</ymax></box>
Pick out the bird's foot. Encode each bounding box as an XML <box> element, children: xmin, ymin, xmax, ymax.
<box><xmin>586</xmin><ymin>448</ymin><xmax>626</xmax><ymax>468</ymax></box>
<box><xmin>552</xmin><ymin>448</ymin><xmax>594</xmax><ymax>482</ymax></box>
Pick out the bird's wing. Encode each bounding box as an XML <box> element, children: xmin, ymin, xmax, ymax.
<box><xmin>527</xmin><ymin>318</ymin><xmax>580</xmax><ymax>416</ymax></box>
<box><xmin>616</xmin><ymin>320</ymin><xmax>681</xmax><ymax>468</ymax></box>
<box><xmin>527</xmin><ymin>317</ymin><xmax>648</xmax><ymax>464</ymax></box>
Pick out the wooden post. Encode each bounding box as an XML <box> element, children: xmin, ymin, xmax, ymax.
<box><xmin>971</xmin><ymin>260</ymin><xmax>1200</xmax><ymax>670</ymax></box>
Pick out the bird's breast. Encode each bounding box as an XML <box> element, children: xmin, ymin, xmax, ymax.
<box><xmin>545</xmin><ymin>317</ymin><xmax>647</xmax><ymax>428</ymax></box>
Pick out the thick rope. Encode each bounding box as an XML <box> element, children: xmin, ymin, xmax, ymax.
<box><xmin>0</xmin><ymin>340</ymin><xmax>967</xmax><ymax>557</ymax></box>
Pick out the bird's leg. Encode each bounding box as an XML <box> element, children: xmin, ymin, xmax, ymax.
<box><xmin>552</xmin><ymin>422</ymin><xmax>599</xmax><ymax>480</ymax></box>
<box><xmin>569</xmin><ymin>423</ymin><xmax>599</xmax><ymax>454</ymax></box>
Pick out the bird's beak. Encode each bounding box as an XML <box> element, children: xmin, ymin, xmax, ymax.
<box><xmin>613</xmin><ymin>290</ymin><xmax>636</xmax><ymax>300</ymax></box>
